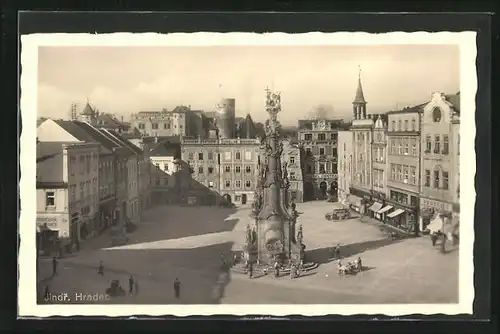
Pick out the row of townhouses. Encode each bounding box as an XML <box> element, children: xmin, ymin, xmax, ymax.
<box><xmin>337</xmin><ymin>74</ymin><xmax>460</xmax><ymax>236</ymax></box>
<box><xmin>36</xmin><ymin>103</ymin><xmax>153</xmax><ymax>255</ymax></box>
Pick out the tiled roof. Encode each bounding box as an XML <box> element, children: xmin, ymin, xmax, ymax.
<box><xmin>386</xmin><ymin>103</ymin><xmax>427</xmax><ymax>115</ymax></box>
<box><xmin>106</xmin><ymin>129</ymin><xmax>144</xmax><ymax>155</ymax></box>
<box><xmin>149</xmin><ymin>142</ymin><xmax>179</xmax><ymax>157</ymax></box>
<box><xmin>96</xmin><ymin>114</ymin><xmax>122</xmax><ymax>129</ymax></box>
<box><xmin>36</xmin><ymin>142</ymin><xmax>64</xmax><ymax>184</ymax></box>
<box><xmin>73</xmin><ymin>121</ymin><xmax>127</xmax><ymax>154</ymax></box>
<box><xmin>445</xmin><ymin>92</ymin><xmax>460</xmax><ymax>112</ymax></box>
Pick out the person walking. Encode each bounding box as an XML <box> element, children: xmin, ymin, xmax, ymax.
<box><xmin>274</xmin><ymin>261</ymin><xmax>280</xmax><ymax>278</ymax></box>
<box><xmin>357</xmin><ymin>257</ymin><xmax>363</xmax><ymax>272</ymax></box>
<box><xmin>51</xmin><ymin>256</ymin><xmax>58</xmax><ymax>277</ymax></box>
<box><xmin>431</xmin><ymin>233</ymin><xmax>437</xmax><ymax>247</ymax></box>
<box><xmin>128</xmin><ymin>276</ymin><xmax>134</xmax><ymax>294</ymax></box>
<box><xmin>248</xmin><ymin>264</ymin><xmax>253</xmax><ymax>279</ymax></box>
<box><xmin>335</xmin><ymin>244</ymin><xmax>341</xmax><ymax>259</ymax></box>
<box><xmin>98</xmin><ymin>260</ymin><xmax>104</xmax><ymax>276</ymax></box>
<box><xmin>173</xmin><ymin>278</ymin><xmax>181</xmax><ymax>299</ymax></box>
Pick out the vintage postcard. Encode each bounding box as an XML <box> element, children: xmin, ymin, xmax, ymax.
<box><xmin>19</xmin><ymin>31</ymin><xmax>476</xmax><ymax>317</ymax></box>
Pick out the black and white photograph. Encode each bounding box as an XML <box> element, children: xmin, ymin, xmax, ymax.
<box><xmin>19</xmin><ymin>32</ymin><xmax>476</xmax><ymax>317</ymax></box>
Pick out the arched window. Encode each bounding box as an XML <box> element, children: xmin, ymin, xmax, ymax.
<box><xmin>432</xmin><ymin>107</ymin><xmax>442</xmax><ymax>122</ymax></box>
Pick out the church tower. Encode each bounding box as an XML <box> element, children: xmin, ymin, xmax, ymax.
<box><xmin>352</xmin><ymin>66</ymin><xmax>367</xmax><ymax>120</ymax></box>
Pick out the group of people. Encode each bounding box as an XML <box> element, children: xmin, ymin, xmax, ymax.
<box><xmin>337</xmin><ymin>257</ymin><xmax>363</xmax><ymax>276</ymax></box>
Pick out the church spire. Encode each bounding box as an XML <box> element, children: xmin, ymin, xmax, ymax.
<box><xmin>352</xmin><ymin>65</ymin><xmax>367</xmax><ymax>120</ymax></box>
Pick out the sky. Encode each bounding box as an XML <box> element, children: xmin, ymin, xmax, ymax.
<box><xmin>37</xmin><ymin>45</ymin><xmax>459</xmax><ymax>126</ymax></box>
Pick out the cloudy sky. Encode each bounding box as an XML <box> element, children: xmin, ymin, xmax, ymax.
<box><xmin>37</xmin><ymin>45</ymin><xmax>459</xmax><ymax>125</ymax></box>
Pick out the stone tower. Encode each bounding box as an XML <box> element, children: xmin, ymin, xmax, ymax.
<box><xmin>246</xmin><ymin>88</ymin><xmax>303</xmax><ymax>265</ymax></box>
<box><xmin>352</xmin><ymin>66</ymin><xmax>367</xmax><ymax>120</ymax></box>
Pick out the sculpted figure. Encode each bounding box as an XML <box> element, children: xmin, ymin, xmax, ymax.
<box><xmin>297</xmin><ymin>224</ymin><xmax>303</xmax><ymax>244</ymax></box>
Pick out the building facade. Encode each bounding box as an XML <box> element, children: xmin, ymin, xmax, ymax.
<box><xmin>36</xmin><ymin>142</ymin><xmax>100</xmax><ymax>254</ymax></box>
<box><xmin>298</xmin><ymin>119</ymin><xmax>342</xmax><ymax>201</ymax></box>
<box><xmin>419</xmin><ymin>92</ymin><xmax>461</xmax><ymax>232</ymax></box>
<box><xmin>369</xmin><ymin>115</ymin><xmax>389</xmax><ymax>218</ymax></box>
<box><xmin>130</xmin><ymin>106</ymin><xmax>205</xmax><ymax>138</ymax></box>
<box><xmin>181</xmin><ymin>137</ymin><xmax>261</xmax><ymax>206</ymax></box>
<box><xmin>385</xmin><ymin>106</ymin><xmax>422</xmax><ymax>232</ymax></box>
<box><xmin>281</xmin><ymin>139</ymin><xmax>304</xmax><ymax>203</ymax></box>
<box><xmin>337</xmin><ymin>130</ymin><xmax>353</xmax><ymax>203</ymax></box>
<box><xmin>149</xmin><ymin>141</ymin><xmax>181</xmax><ymax>205</ymax></box>
<box><xmin>349</xmin><ymin>73</ymin><xmax>373</xmax><ymax>214</ymax></box>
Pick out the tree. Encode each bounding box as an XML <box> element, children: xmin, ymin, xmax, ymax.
<box><xmin>308</xmin><ymin>104</ymin><xmax>335</xmax><ymax>120</ymax></box>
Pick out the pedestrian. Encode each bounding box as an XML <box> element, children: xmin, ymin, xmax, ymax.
<box><xmin>51</xmin><ymin>256</ymin><xmax>58</xmax><ymax>276</ymax></box>
<box><xmin>431</xmin><ymin>233</ymin><xmax>437</xmax><ymax>246</ymax></box>
<box><xmin>357</xmin><ymin>257</ymin><xmax>362</xmax><ymax>272</ymax></box>
<box><xmin>335</xmin><ymin>244</ymin><xmax>341</xmax><ymax>258</ymax></box>
<box><xmin>128</xmin><ymin>276</ymin><xmax>134</xmax><ymax>294</ymax></box>
<box><xmin>173</xmin><ymin>278</ymin><xmax>181</xmax><ymax>299</ymax></box>
<box><xmin>248</xmin><ymin>264</ymin><xmax>253</xmax><ymax>279</ymax></box>
<box><xmin>274</xmin><ymin>261</ymin><xmax>280</xmax><ymax>278</ymax></box>
<box><xmin>98</xmin><ymin>260</ymin><xmax>104</xmax><ymax>276</ymax></box>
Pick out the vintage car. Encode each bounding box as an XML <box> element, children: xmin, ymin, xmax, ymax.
<box><xmin>325</xmin><ymin>208</ymin><xmax>351</xmax><ymax>221</ymax></box>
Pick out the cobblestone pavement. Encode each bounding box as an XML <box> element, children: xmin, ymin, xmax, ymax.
<box><xmin>37</xmin><ymin>202</ymin><xmax>459</xmax><ymax>305</ymax></box>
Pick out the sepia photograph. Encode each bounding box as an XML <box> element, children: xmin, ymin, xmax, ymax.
<box><xmin>19</xmin><ymin>32</ymin><xmax>476</xmax><ymax>317</ymax></box>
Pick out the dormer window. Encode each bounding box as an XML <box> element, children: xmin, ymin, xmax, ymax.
<box><xmin>432</xmin><ymin>107</ymin><xmax>442</xmax><ymax>122</ymax></box>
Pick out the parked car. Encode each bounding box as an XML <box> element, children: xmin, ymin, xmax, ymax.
<box><xmin>325</xmin><ymin>208</ymin><xmax>351</xmax><ymax>221</ymax></box>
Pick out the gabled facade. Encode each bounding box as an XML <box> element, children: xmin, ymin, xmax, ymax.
<box><xmin>419</xmin><ymin>92</ymin><xmax>460</xmax><ymax>232</ymax></box>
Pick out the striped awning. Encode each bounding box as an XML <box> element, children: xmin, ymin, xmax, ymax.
<box><xmin>377</xmin><ymin>205</ymin><xmax>393</xmax><ymax>214</ymax></box>
<box><xmin>387</xmin><ymin>208</ymin><xmax>405</xmax><ymax>218</ymax></box>
<box><xmin>368</xmin><ymin>202</ymin><xmax>383</xmax><ymax>212</ymax></box>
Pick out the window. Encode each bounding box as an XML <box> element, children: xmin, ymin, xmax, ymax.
<box><xmin>304</xmin><ymin>134</ymin><xmax>312</xmax><ymax>141</ymax></box>
<box><xmin>425</xmin><ymin>135</ymin><xmax>432</xmax><ymax>153</ymax></box>
<box><xmin>235</xmin><ymin>151</ymin><xmax>241</xmax><ymax>160</ymax></box>
<box><xmin>319</xmin><ymin>147</ymin><xmax>325</xmax><ymax>155</ymax></box>
<box><xmin>70</xmin><ymin>157</ymin><xmax>76</xmax><ymax>175</ymax></box>
<box><xmin>305</xmin><ymin>147</ymin><xmax>312</xmax><ymax>155</ymax></box>
<box><xmin>425</xmin><ymin>169</ymin><xmax>431</xmax><ymax>187</ymax></box>
<box><xmin>208</xmin><ymin>181</ymin><xmax>215</xmax><ymax>188</ymax></box>
<box><xmin>245</xmin><ymin>151</ymin><xmax>252</xmax><ymax>160</ymax></box>
<box><xmin>152</xmin><ymin>123</ymin><xmax>159</xmax><ymax>129</ymax></box>
<box><xmin>403</xmin><ymin>165</ymin><xmax>409</xmax><ymax>183</ymax></box>
<box><xmin>318</xmin><ymin>133</ymin><xmax>326</xmax><ymax>141</ymax></box>
<box><xmin>289</xmin><ymin>172</ymin><xmax>296</xmax><ymax>180</ymax></box>
<box><xmin>397</xmin><ymin>139</ymin><xmax>402</xmax><ymax>155</ymax></box>
<box><xmin>390</xmin><ymin>139</ymin><xmax>396</xmax><ymax>155</ymax></box>
<box><xmin>432</xmin><ymin>107</ymin><xmax>442</xmax><ymax>122</ymax></box>
<box><xmin>245</xmin><ymin>166</ymin><xmax>251</xmax><ymax>173</ymax></box>
<box><xmin>80</xmin><ymin>182</ymin><xmax>84</xmax><ymax>199</ymax></box>
<box><xmin>163</xmin><ymin>123</ymin><xmax>168</xmax><ymax>129</ymax></box>
<box><xmin>319</xmin><ymin>163</ymin><xmax>326</xmax><ymax>173</ymax></box>
<box><xmin>331</xmin><ymin>133</ymin><xmax>337</xmax><ymax>141</ymax></box>
<box><xmin>235</xmin><ymin>180</ymin><xmax>241</xmax><ymax>188</ymax></box>
<box><xmin>434</xmin><ymin>170</ymin><xmax>440</xmax><ymax>188</ymax></box>
<box><xmin>443</xmin><ymin>172</ymin><xmax>449</xmax><ymax>190</ymax></box>
<box><xmin>404</xmin><ymin>120</ymin><xmax>408</xmax><ymax>131</ymax></box>
<box><xmin>434</xmin><ymin>135</ymin><xmax>440</xmax><ymax>153</ymax></box>
<box><xmin>188</xmin><ymin>152</ymin><xmax>194</xmax><ymax>160</ymax></box>
<box><xmin>404</xmin><ymin>139</ymin><xmax>409</xmax><ymax>155</ymax></box>
<box><xmin>443</xmin><ymin>135</ymin><xmax>449</xmax><ymax>154</ymax></box>
<box><xmin>225</xmin><ymin>180</ymin><xmax>231</xmax><ymax>188</ymax></box>
<box><xmin>198</xmin><ymin>152</ymin><xmax>204</xmax><ymax>160</ymax></box>
<box><xmin>411</xmin><ymin>138</ymin><xmax>417</xmax><ymax>156</ymax></box>
<box><xmin>245</xmin><ymin>180</ymin><xmax>251</xmax><ymax>188</ymax></box>
<box><xmin>224</xmin><ymin>152</ymin><xmax>231</xmax><ymax>160</ymax></box>
<box><xmin>397</xmin><ymin>164</ymin><xmax>402</xmax><ymax>181</ymax></box>
<box><xmin>225</xmin><ymin>165</ymin><xmax>231</xmax><ymax>173</ymax></box>
<box><xmin>411</xmin><ymin>118</ymin><xmax>416</xmax><ymax>131</ymax></box>
<box><xmin>410</xmin><ymin>166</ymin><xmax>416</xmax><ymax>185</ymax></box>
<box><xmin>208</xmin><ymin>152</ymin><xmax>214</xmax><ymax>160</ymax></box>
<box><xmin>164</xmin><ymin>163</ymin><xmax>169</xmax><ymax>171</ymax></box>
<box><xmin>235</xmin><ymin>166</ymin><xmax>241</xmax><ymax>173</ymax></box>
<box><xmin>392</xmin><ymin>121</ymin><xmax>396</xmax><ymax>131</ymax></box>
<box><xmin>208</xmin><ymin>167</ymin><xmax>214</xmax><ymax>174</ymax></box>
<box><xmin>307</xmin><ymin>164</ymin><xmax>313</xmax><ymax>173</ymax></box>
<box><xmin>138</xmin><ymin>123</ymin><xmax>145</xmax><ymax>129</ymax></box>
<box><xmin>289</xmin><ymin>156</ymin><xmax>295</xmax><ymax>164</ymax></box>
<box><xmin>46</xmin><ymin>191</ymin><xmax>55</xmax><ymax>207</ymax></box>
<box><xmin>198</xmin><ymin>166</ymin><xmax>204</xmax><ymax>174</ymax></box>
<box><xmin>164</xmin><ymin>177</ymin><xmax>169</xmax><ymax>185</ymax></box>
<box><xmin>79</xmin><ymin>156</ymin><xmax>85</xmax><ymax>174</ymax></box>
<box><xmin>398</xmin><ymin>120</ymin><xmax>402</xmax><ymax>131</ymax></box>
<box><xmin>411</xmin><ymin>196</ymin><xmax>418</xmax><ymax>207</ymax></box>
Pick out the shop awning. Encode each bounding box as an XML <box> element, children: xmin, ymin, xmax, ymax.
<box><xmin>348</xmin><ymin>195</ymin><xmax>363</xmax><ymax>207</ymax></box>
<box><xmin>377</xmin><ymin>205</ymin><xmax>393</xmax><ymax>214</ymax></box>
<box><xmin>387</xmin><ymin>208</ymin><xmax>405</xmax><ymax>218</ymax></box>
<box><xmin>368</xmin><ymin>202</ymin><xmax>383</xmax><ymax>212</ymax></box>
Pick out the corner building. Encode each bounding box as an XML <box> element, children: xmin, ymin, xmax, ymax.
<box><xmin>419</xmin><ymin>92</ymin><xmax>460</xmax><ymax>232</ymax></box>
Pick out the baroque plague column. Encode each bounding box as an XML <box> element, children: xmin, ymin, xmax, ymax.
<box><xmin>245</xmin><ymin>88</ymin><xmax>304</xmax><ymax>265</ymax></box>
